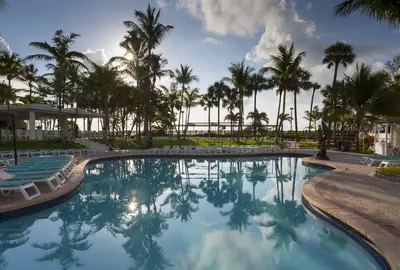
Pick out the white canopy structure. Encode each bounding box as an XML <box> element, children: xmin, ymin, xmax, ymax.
<box><xmin>0</xmin><ymin>104</ymin><xmax>105</xmax><ymax>141</ymax></box>
<box><xmin>373</xmin><ymin>117</ymin><xmax>400</xmax><ymax>156</ymax></box>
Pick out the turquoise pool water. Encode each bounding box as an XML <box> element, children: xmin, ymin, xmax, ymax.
<box><xmin>0</xmin><ymin>157</ymin><xmax>384</xmax><ymax>270</ymax></box>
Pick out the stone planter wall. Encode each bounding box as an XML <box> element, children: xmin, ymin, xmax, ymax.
<box><xmin>375</xmin><ymin>171</ymin><xmax>400</xmax><ymax>183</ymax></box>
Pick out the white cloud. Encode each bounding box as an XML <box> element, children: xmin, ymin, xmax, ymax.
<box><xmin>180</xmin><ymin>230</ymin><xmax>276</xmax><ymax>270</ymax></box>
<box><xmin>305</xmin><ymin>2</ymin><xmax>312</xmax><ymax>11</ymax></box>
<box><xmin>159</xmin><ymin>0</ymin><xmax>398</xmax><ymax>129</ymax></box>
<box><xmin>84</xmin><ymin>48</ymin><xmax>108</xmax><ymax>67</ymax></box>
<box><xmin>0</xmin><ymin>36</ymin><xmax>12</xmax><ymax>55</ymax></box>
<box><xmin>203</xmin><ymin>37</ymin><xmax>223</xmax><ymax>45</ymax></box>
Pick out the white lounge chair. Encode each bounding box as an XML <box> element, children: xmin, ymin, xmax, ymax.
<box><xmin>148</xmin><ymin>148</ymin><xmax>159</xmax><ymax>154</ymax></box>
<box><xmin>378</xmin><ymin>160</ymin><xmax>400</xmax><ymax>168</ymax></box>
<box><xmin>0</xmin><ymin>180</ymin><xmax>41</xmax><ymax>200</ymax></box>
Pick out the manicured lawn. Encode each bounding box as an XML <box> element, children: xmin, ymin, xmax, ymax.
<box><xmin>106</xmin><ymin>138</ymin><xmax>279</xmax><ymax>149</ymax></box>
<box><xmin>298</xmin><ymin>141</ymin><xmax>318</xmax><ymax>148</ymax></box>
<box><xmin>0</xmin><ymin>140</ymin><xmax>84</xmax><ymax>151</ymax></box>
<box><xmin>377</xmin><ymin>167</ymin><xmax>400</xmax><ymax>175</ymax></box>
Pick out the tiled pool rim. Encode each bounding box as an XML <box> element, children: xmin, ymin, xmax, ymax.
<box><xmin>303</xmin><ymin>198</ymin><xmax>390</xmax><ymax>270</ymax></box>
<box><xmin>0</xmin><ymin>152</ymin><xmax>396</xmax><ymax>270</ymax></box>
<box><xmin>302</xmin><ymin>158</ymin><xmax>398</xmax><ymax>270</ymax></box>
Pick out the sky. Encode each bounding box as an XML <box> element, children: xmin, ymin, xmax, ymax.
<box><xmin>0</xmin><ymin>0</ymin><xmax>399</xmax><ymax>131</ymax></box>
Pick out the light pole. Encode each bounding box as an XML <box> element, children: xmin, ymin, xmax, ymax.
<box><xmin>290</xmin><ymin>107</ymin><xmax>293</xmax><ymax>131</ymax></box>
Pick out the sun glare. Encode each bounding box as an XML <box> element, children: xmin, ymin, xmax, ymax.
<box><xmin>128</xmin><ymin>201</ymin><xmax>137</xmax><ymax>212</ymax></box>
<box><xmin>125</xmin><ymin>53</ymin><xmax>134</xmax><ymax>60</ymax></box>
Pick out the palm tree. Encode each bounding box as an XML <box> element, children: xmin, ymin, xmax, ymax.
<box><xmin>262</xmin><ymin>44</ymin><xmax>306</xmax><ymax>143</ymax></box>
<box><xmin>304</xmin><ymin>105</ymin><xmax>322</xmax><ymax>133</ymax></box>
<box><xmin>26</xmin><ymin>30</ymin><xmax>88</xmax><ymax>138</ymax></box>
<box><xmin>160</xmin><ymin>83</ymin><xmax>179</xmax><ymax>136</ymax></box>
<box><xmin>87</xmin><ymin>60</ymin><xmax>124</xmax><ymax>139</ymax></box>
<box><xmin>224</xmin><ymin>112</ymin><xmax>241</xmax><ymax>140</ymax></box>
<box><xmin>249</xmin><ymin>70</ymin><xmax>270</xmax><ymax>113</ymax></box>
<box><xmin>343</xmin><ymin>63</ymin><xmax>389</xmax><ymax>150</ymax></box>
<box><xmin>183</xmin><ymin>87</ymin><xmax>200</xmax><ymax>138</ymax></box>
<box><xmin>199</xmin><ymin>92</ymin><xmax>215</xmax><ymax>133</ymax></box>
<box><xmin>307</xmin><ymin>82</ymin><xmax>321</xmax><ymax>137</ymax></box>
<box><xmin>208</xmin><ymin>81</ymin><xmax>229</xmax><ymax>138</ymax></box>
<box><xmin>224</xmin><ymin>60</ymin><xmax>254</xmax><ymax>141</ymax></box>
<box><xmin>169</xmin><ymin>64</ymin><xmax>199</xmax><ymax>138</ymax></box>
<box><xmin>0</xmin><ymin>52</ymin><xmax>25</xmax><ymax>94</ymax></box>
<box><xmin>278</xmin><ymin>113</ymin><xmax>293</xmax><ymax>128</ymax></box>
<box><xmin>23</xmin><ymin>64</ymin><xmax>41</xmax><ymax>103</ymax></box>
<box><xmin>0</xmin><ymin>0</ymin><xmax>7</xmax><ymax>9</ymax></box>
<box><xmin>0</xmin><ymin>82</ymin><xmax>20</xmax><ymax>105</ymax></box>
<box><xmin>248</xmin><ymin>70</ymin><xmax>271</xmax><ymax>136</ymax></box>
<box><xmin>246</xmin><ymin>109</ymin><xmax>269</xmax><ymax>139</ymax></box>
<box><xmin>289</xmin><ymin>68</ymin><xmax>312</xmax><ymax>141</ymax></box>
<box><xmin>124</xmin><ymin>4</ymin><xmax>173</xmax><ymax>140</ymax></box>
<box><xmin>322</xmin><ymin>41</ymin><xmax>356</xmax><ymax>145</ymax></box>
<box><xmin>334</xmin><ymin>0</ymin><xmax>400</xmax><ymax>26</ymax></box>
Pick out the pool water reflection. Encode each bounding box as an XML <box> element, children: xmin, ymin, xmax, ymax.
<box><xmin>0</xmin><ymin>157</ymin><xmax>383</xmax><ymax>270</ymax></box>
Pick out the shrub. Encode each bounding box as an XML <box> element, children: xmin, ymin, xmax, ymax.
<box><xmin>377</xmin><ymin>167</ymin><xmax>400</xmax><ymax>175</ymax></box>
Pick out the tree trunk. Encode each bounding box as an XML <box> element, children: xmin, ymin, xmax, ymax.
<box><xmin>217</xmin><ymin>99</ymin><xmax>220</xmax><ymax>139</ymax></box>
<box><xmin>280</xmin><ymin>89</ymin><xmax>287</xmax><ymax>142</ymax></box>
<box><xmin>208</xmin><ymin>105</ymin><xmax>211</xmax><ymax>133</ymax></box>
<box><xmin>177</xmin><ymin>84</ymin><xmax>186</xmax><ymax>139</ymax></box>
<box><xmin>253</xmin><ymin>90</ymin><xmax>257</xmax><ymax>113</ymax></box>
<box><xmin>294</xmin><ymin>91</ymin><xmax>299</xmax><ymax>142</ymax></box>
<box><xmin>143</xmin><ymin>48</ymin><xmax>152</xmax><ymax>142</ymax></box>
<box><xmin>238</xmin><ymin>89</ymin><xmax>243</xmax><ymax>142</ymax></box>
<box><xmin>308</xmin><ymin>88</ymin><xmax>316</xmax><ymax>139</ymax></box>
<box><xmin>275</xmin><ymin>90</ymin><xmax>282</xmax><ymax>143</ymax></box>
<box><xmin>253</xmin><ymin>90</ymin><xmax>258</xmax><ymax>138</ymax></box>
<box><xmin>332</xmin><ymin>63</ymin><xmax>339</xmax><ymax>146</ymax></box>
<box><xmin>29</xmin><ymin>83</ymin><xmax>33</xmax><ymax>103</ymax></box>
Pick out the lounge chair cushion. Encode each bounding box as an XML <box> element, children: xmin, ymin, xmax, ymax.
<box><xmin>0</xmin><ymin>180</ymin><xmax>32</xmax><ymax>187</ymax></box>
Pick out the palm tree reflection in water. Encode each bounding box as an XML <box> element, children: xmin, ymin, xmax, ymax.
<box><xmin>0</xmin><ymin>157</ymin><xmax>348</xmax><ymax>269</ymax></box>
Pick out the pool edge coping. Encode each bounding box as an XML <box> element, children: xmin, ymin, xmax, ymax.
<box><xmin>301</xmin><ymin>157</ymin><xmax>400</xmax><ymax>270</ymax></box>
<box><xmin>0</xmin><ymin>151</ymin><xmax>311</xmax><ymax>219</ymax></box>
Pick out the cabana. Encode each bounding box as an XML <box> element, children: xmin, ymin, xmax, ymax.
<box><xmin>0</xmin><ymin>104</ymin><xmax>104</xmax><ymax>141</ymax></box>
<box><xmin>373</xmin><ymin>117</ymin><xmax>400</xmax><ymax>156</ymax></box>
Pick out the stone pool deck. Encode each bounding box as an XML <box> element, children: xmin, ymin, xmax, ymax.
<box><xmin>0</xmin><ymin>149</ymin><xmax>399</xmax><ymax>268</ymax></box>
<box><xmin>300</xmin><ymin>150</ymin><xmax>400</xmax><ymax>270</ymax></box>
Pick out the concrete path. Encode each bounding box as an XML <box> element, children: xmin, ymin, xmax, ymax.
<box><xmin>301</xmin><ymin>150</ymin><xmax>400</xmax><ymax>269</ymax></box>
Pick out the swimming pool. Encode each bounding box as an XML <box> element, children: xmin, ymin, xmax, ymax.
<box><xmin>0</xmin><ymin>156</ymin><xmax>384</xmax><ymax>270</ymax></box>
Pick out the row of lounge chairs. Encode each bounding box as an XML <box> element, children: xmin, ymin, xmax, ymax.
<box><xmin>148</xmin><ymin>145</ymin><xmax>282</xmax><ymax>154</ymax></box>
<box><xmin>0</xmin><ymin>148</ymin><xmax>96</xmax><ymax>158</ymax></box>
<box><xmin>360</xmin><ymin>155</ymin><xmax>400</xmax><ymax>167</ymax></box>
<box><xmin>0</xmin><ymin>156</ymin><xmax>76</xmax><ymax>201</ymax></box>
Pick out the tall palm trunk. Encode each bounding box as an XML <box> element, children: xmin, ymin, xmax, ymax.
<box><xmin>280</xmin><ymin>89</ymin><xmax>287</xmax><ymax>142</ymax></box>
<box><xmin>294</xmin><ymin>91</ymin><xmax>299</xmax><ymax>142</ymax></box>
<box><xmin>253</xmin><ymin>90</ymin><xmax>257</xmax><ymax>138</ymax></box>
<box><xmin>331</xmin><ymin>63</ymin><xmax>339</xmax><ymax>146</ymax></box>
<box><xmin>237</xmin><ymin>89</ymin><xmax>243</xmax><ymax>142</ymax></box>
<box><xmin>184</xmin><ymin>106</ymin><xmax>191</xmax><ymax>139</ymax></box>
<box><xmin>143</xmin><ymin>48</ymin><xmax>152</xmax><ymax>142</ymax></box>
<box><xmin>29</xmin><ymin>82</ymin><xmax>33</xmax><ymax>103</ymax></box>
<box><xmin>275</xmin><ymin>90</ymin><xmax>282</xmax><ymax>143</ymax></box>
<box><xmin>217</xmin><ymin>99</ymin><xmax>220</xmax><ymax>139</ymax></box>
<box><xmin>253</xmin><ymin>90</ymin><xmax>257</xmax><ymax>113</ymax></box>
<box><xmin>207</xmin><ymin>105</ymin><xmax>211</xmax><ymax>133</ymax></box>
<box><xmin>308</xmin><ymin>88</ymin><xmax>316</xmax><ymax>139</ymax></box>
<box><xmin>177</xmin><ymin>84</ymin><xmax>185</xmax><ymax>139</ymax></box>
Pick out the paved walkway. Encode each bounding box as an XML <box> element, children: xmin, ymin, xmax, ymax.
<box><xmin>300</xmin><ymin>150</ymin><xmax>400</xmax><ymax>269</ymax></box>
